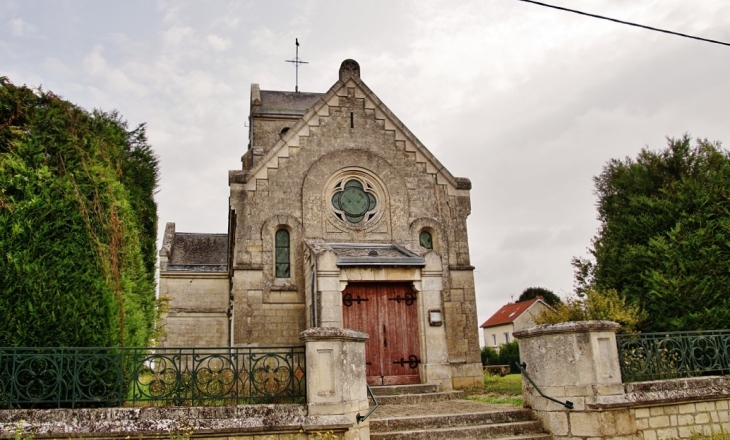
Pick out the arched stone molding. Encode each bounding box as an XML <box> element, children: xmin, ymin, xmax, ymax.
<box><xmin>261</xmin><ymin>213</ymin><xmax>303</xmax><ymax>290</ymax></box>
<box><xmin>409</xmin><ymin>217</ymin><xmax>448</xmax><ymax>254</ymax></box>
<box><xmin>301</xmin><ymin>149</ymin><xmax>410</xmax><ymax>241</ymax></box>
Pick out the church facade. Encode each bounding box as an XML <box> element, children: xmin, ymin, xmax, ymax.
<box><xmin>159</xmin><ymin>60</ymin><xmax>482</xmax><ymax>389</ymax></box>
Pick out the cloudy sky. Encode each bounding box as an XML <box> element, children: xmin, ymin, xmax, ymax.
<box><xmin>3</xmin><ymin>0</ymin><xmax>730</xmax><ymax>344</ymax></box>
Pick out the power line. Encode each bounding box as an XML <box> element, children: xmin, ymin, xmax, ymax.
<box><xmin>516</xmin><ymin>0</ymin><xmax>730</xmax><ymax>48</ymax></box>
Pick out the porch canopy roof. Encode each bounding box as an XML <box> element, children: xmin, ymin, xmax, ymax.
<box><xmin>329</xmin><ymin>243</ymin><xmax>426</xmax><ymax>267</ymax></box>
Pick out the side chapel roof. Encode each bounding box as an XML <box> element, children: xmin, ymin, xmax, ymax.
<box><xmin>160</xmin><ymin>222</ymin><xmax>228</xmax><ymax>272</ymax></box>
<box><xmin>480</xmin><ymin>298</ymin><xmax>546</xmax><ymax>329</ymax></box>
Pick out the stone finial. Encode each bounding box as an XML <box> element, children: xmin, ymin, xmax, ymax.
<box><xmin>339</xmin><ymin>59</ymin><xmax>360</xmax><ymax>81</ymax></box>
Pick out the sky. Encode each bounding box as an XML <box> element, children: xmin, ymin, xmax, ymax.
<box><xmin>3</xmin><ymin>0</ymin><xmax>730</xmax><ymax>345</ymax></box>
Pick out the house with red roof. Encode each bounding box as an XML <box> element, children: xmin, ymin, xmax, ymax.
<box><xmin>480</xmin><ymin>297</ymin><xmax>552</xmax><ymax>350</ymax></box>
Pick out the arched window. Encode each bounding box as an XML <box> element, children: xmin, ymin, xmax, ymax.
<box><xmin>419</xmin><ymin>231</ymin><xmax>433</xmax><ymax>250</ymax></box>
<box><xmin>275</xmin><ymin>229</ymin><xmax>290</xmax><ymax>278</ymax></box>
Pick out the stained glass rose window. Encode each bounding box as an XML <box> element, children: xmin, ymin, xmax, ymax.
<box><xmin>331</xmin><ymin>179</ymin><xmax>377</xmax><ymax>224</ymax></box>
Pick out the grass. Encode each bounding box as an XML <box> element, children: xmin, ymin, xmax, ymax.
<box><xmin>482</xmin><ymin>373</ymin><xmax>523</xmax><ymax>395</ymax></box>
<box><xmin>465</xmin><ymin>372</ymin><xmax>524</xmax><ymax>407</ymax></box>
<box><xmin>691</xmin><ymin>429</ymin><xmax>730</xmax><ymax>440</ymax></box>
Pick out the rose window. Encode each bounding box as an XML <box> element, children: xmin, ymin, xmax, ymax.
<box><xmin>331</xmin><ymin>179</ymin><xmax>377</xmax><ymax>224</ymax></box>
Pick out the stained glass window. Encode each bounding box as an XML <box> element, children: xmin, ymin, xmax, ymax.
<box><xmin>419</xmin><ymin>231</ymin><xmax>433</xmax><ymax>249</ymax></box>
<box><xmin>275</xmin><ymin>229</ymin><xmax>290</xmax><ymax>278</ymax></box>
<box><xmin>331</xmin><ymin>179</ymin><xmax>377</xmax><ymax>224</ymax></box>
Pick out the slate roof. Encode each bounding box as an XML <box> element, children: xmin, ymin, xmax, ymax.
<box><xmin>167</xmin><ymin>232</ymin><xmax>228</xmax><ymax>271</ymax></box>
<box><xmin>259</xmin><ymin>90</ymin><xmax>324</xmax><ymax>114</ymax></box>
<box><xmin>480</xmin><ymin>298</ymin><xmax>542</xmax><ymax>328</ymax></box>
<box><xmin>330</xmin><ymin>243</ymin><xmax>425</xmax><ymax>267</ymax></box>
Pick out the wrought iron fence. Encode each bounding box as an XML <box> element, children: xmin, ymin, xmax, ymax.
<box><xmin>0</xmin><ymin>346</ymin><xmax>306</xmax><ymax>408</ymax></box>
<box><xmin>617</xmin><ymin>330</ymin><xmax>730</xmax><ymax>382</ymax></box>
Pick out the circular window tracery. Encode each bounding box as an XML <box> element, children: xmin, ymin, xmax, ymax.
<box><xmin>331</xmin><ymin>179</ymin><xmax>377</xmax><ymax>223</ymax></box>
<box><xmin>326</xmin><ymin>170</ymin><xmax>385</xmax><ymax>229</ymax></box>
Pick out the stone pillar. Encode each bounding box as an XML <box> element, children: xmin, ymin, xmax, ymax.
<box><xmin>300</xmin><ymin>327</ymin><xmax>370</xmax><ymax>440</ymax></box>
<box><xmin>513</xmin><ymin>321</ymin><xmax>636</xmax><ymax>440</ymax></box>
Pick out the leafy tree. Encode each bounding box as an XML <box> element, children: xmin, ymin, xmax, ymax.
<box><xmin>497</xmin><ymin>341</ymin><xmax>521</xmax><ymax>374</ymax></box>
<box><xmin>0</xmin><ymin>77</ymin><xmax>159</xmax><ymax>347</ymax></box>
<box><xmin>517</xmin><ymin>287</ymin><xmax>562</xmax><ymax>307</ymax></box>
<box><xmin>533</xmin><ymin>289</ymin><xmax>644</xmax><ymax>333</ymax></box>
<box><xmin>575</xmin><ymin>136</ymin><xmax>730</xmax><ymax>331</ymax></box>
<box><xmin>481</xmin><ymin>346</ymin><xmax>499</xmax><ymax>366</ymax></box>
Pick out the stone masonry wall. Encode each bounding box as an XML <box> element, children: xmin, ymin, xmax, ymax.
<box><xmin>230</xmin><ymin>270</ymin><xmax>307</xmax><ymax>346</ymax></box>
<box><xmin>514</xmin><ymin>322</ymin><xmax>730</xmax><ymax>440</ymax></box>
<box><xmin>635</xmin><ymin>399</ymin><xmax>730</xmax><ymax>440</ymax></box>
<box><xmin>444</xmin><ymin>269</ymin><xmax>482</xmax><ymax>389</ymax></box>
<box><xmin>0</xmin><ymin>403</ymin><xmax>351</xmax><ymax>440</ymax></box>
<box><xmin>159</xmin><ymin>273</ymin><xmax>228</xmax><ymax>347</ymax></box>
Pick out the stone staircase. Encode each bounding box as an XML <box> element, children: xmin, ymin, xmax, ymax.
<box><xmin>367</xmin><ymin>384</ymin><xmax>551</xmax><ymax>440</ymax></box>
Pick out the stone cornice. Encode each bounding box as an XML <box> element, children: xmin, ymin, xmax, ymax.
<box><xmin>513</xmin><ymin>321</ymin><xmax>621</xmax><ymax>339</ymax></box>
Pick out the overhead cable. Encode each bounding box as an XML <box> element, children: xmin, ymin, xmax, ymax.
<box><xmin>516</xmin><ymin>0</ymin><xmax>730</xmax><ymax>48</ymax></box>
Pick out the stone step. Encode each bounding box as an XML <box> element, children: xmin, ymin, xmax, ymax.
<box><xmin>370</xmin><ymin>390</ymin><xmax>464</xmax><ymax>405</ymax></box>
<box><xmin>369</xmin><ymin>420</ymin><xmax>547</xmax><ymax>440</ymax></box>
<box><xmin>369</xmin><ymin>383</ymin><xmax>438</xmax><ymax>396</ymax></box>
<box><xmin>370</xmin><ymin>408</ymin><xmax>536</xmax><ymax>432</ymax></box>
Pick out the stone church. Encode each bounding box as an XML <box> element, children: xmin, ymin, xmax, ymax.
<box><xmin>159</xmin><ymin>60</ymin><xmax>482</xmax><ymax>390</ymax></box>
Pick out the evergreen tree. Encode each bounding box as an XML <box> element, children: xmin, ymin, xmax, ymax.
<box><xmin>575</xmin><ymin>136</ymin><xmax>730</xmax><ymax>331</ymax></box>
<box><xmin>0</xmin><ymin>77</ymin><xmax>159</xmax><ymax>347</ymax></box>
<box><xmin>517</xmin><ymin>287</ymin><xmax>562</xmax><ymax>307</ymax></box>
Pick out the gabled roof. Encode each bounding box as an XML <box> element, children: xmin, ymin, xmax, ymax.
<box><xmin>480</xmin><ymin>298</ymin><xmax>545</xmax><ymax>328</ymax></box>
<box><xmin>232</xmin><ymin>59</ymin><xmax>471</xmax><ymax>195</ymax></box>
<box><xmin>160</xmin><ymin>222</ymin><xmax>228</xmax><ymax>272</ymax></box>
<box><xmin>257</xmin><ymin>90</ymin><xmax>323</xmax><ymax>114</ymax></box>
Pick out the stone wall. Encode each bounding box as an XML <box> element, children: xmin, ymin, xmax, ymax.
<box><xmin>159</xmin><ymin>271</ymin><xmax>229</xmax><ymax>347</ymax></box>
<box><xmin>0</xmin><ymin>403</ymin><xmax>352</xmax><ymax>439</ymax></box>
<box><xmin>230</xmin><ymin>269</ymin><xmax>307</xmax><ymax>346</ymax></box>
<box><xmin>514</xmin><ymin>321</ymin><xmax>730</xmax><ymax>440</ymax></box>
<box><xmin>445</xmin><ymin>268</ymin><xmax>482</xmax><ymax>389</ymax></box>
<box><xmin>633</xmin><ymin>397</ymin><xmax>730</xmax><ymax>440</ymax></box>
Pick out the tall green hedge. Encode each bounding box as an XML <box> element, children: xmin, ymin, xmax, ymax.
<box><xmin>0</xmin><ymin>77</ymin><xmax>159</xmax><ymax>347</ymax></box>
<box><xmin>576</xmin><ymin>136</ymin><xmax>730</xmax><ymax>331</ymax></box>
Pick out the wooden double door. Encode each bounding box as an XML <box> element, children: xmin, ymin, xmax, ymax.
<box><xmin>342</xmin><ymin>282</ymin><xmax>421</xmax><ymax>385</ymax></box>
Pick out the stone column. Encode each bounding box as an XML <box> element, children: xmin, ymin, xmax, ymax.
<box><xmin>300</xmin><ymin>327</ymin><xmax>370</xmax><ymax>440</ymax></box>
<box><xmin>513</xmin><ymin>321</ymin><xmax>636</xmax><ymax>440</ymax></box>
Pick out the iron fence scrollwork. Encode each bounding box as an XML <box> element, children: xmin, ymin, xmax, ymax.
<box><xmin>617</xmin><ymin>330</ymin><xmax>730</xmax><ymax>382</ymax></box>
<box><xmin>0</xmin><ymin>346</ymin><xmax>306</xmax><ymax>408</ymax></box>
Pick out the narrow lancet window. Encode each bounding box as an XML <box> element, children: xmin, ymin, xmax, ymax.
<box><xmin>419</xmin><ymin>231</ymin><xmax>433</xmax><ymax>249</ymax></box>
<box><xmin>275</xmin><ymin>229</ymin><xmax>290</xmax><ymax>278</ymax></box>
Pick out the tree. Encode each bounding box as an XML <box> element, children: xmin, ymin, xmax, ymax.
<box><xmin>533</xmin><ymin>289</ymin><xmax>644</xmax><ymax>333</ymax></box>
<box><xmin>481</xmin><ymin>346</ymin><xmax>499</xmax><ymax>366</ymax></box>
<box><xmin>575</xmin><ymin>135</ymin><xmax>730</xmax><ymax>332</ymax></box>
<box><xmin>0</xmin><ymin>77</ymin><xmax>159</xmax><ymax>347</ymax></box>
<box><xmin>517</xmin><ymin>287</ymin><xmax>562</xmax><ymax>307</ymax></box>
<box><xmin>497</xmin><ymin>341</ymin><xmax>521</xmax><ymax>374</ymax></box>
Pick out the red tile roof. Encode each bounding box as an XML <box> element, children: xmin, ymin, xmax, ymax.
<box><xmin>480</xmin><ymin>298</ymin><xmax>541</xmax><ymax>328</ymax></box>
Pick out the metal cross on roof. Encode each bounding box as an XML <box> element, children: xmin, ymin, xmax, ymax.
<box><xmin>285</xmin><ymin>38</ymin><xmax>308</xmax><ymax>93</ymax></box>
